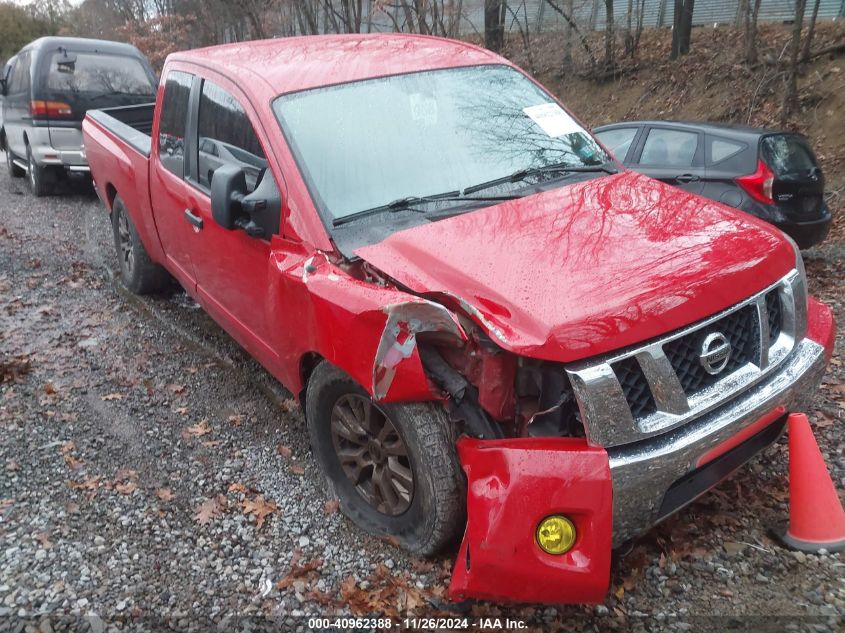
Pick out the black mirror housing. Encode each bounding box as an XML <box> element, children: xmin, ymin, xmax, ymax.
<box><xmin>210</xmin><ymin>164</ymin><xmax>247</xmax><ymax>229</ymax></box>
<box><xmin>0</xmin><ymin>79</ymin><xmax>6</xmax><ymax>97</ymax></box>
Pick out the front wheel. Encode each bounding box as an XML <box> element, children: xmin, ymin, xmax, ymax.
<box><xmin>111</xmin><ymin>195</ymin><xmax>171</xmax><ymax>294</ymax></box>
<box><xmin>305</xmin><ymin>362</ymin><xmax>466</xmax><ymax>556</ymax></box>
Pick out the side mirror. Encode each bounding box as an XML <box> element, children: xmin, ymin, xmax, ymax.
<box><xmin>0</xmin><ymin>79</ymin><xmax>6</xmax><ymax>97</ymax></box>
<box><xmin>211</xmin><ymin>164</ymin><xmax>281</xmax><ymax>239</ymax></box>
<box><xmin>210</xmin><ymin>163</ymin><xmax>247</xmax><ymax>230</ymax></box>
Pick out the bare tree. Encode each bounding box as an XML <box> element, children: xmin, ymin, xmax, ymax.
<box><xmin>545</xmin><ymin>0</ymin><xmax>598</xmax><ymax>68</ymax></box>
<box><xmin>801</xmin><ymin>0</ymin><xmax>822</xmax><ymax>61</ymax></box>
<box><xmin>670</xmin><ymin>0</ymin><xmax>694</xmax><ymax>60</ymax></box>
<box><xmin>782</xmin><ymin>0</ymin><xmax>807</xmax><ymax>123</ymax></box>
<box><xmin>743</xmin><ymin>0</ymin><xmax>762</xmax><ymax>64</ymax></box>
<box><xmin>484</xmin><ymin>0</ymin><xmax>506</xmax><ymax>51</ymax></box>
<box><xmin>604</xmin><ymin>0</ymin><xmax>614</xmax><ymax>70</ymax></box>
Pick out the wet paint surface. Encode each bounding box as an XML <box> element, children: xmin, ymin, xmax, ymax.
<box><xmin>357</xmin><ymin>171</ymin><xmax>795</xmax><ymax>363</ymax></box>
<box><xmin>449</xmin><ymin>437</ymin><xmax>612</xmax><ymax>604</ymax></box>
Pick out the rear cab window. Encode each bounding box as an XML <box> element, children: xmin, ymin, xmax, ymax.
<box><xmin>157</xmin><ymin>71</ymin><xmax>193</xmax><ymax>178</ymax></box>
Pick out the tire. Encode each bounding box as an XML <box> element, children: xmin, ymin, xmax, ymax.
<box><xmin>5</xmin><ymin>147</ymin><xmax>24</xmax><ymax>178</ymax></box>
<box><xmin>305</xmin><ymin>361</ymin><xmax>465</xmax><ymax>556</ymax></box>
<box><xmin>26</xmin><ymin>144</ymin><xmax>51</xmax><ymax>196</ymax></box>
<box><xmin>111</xmin><ymin>195</ymin><xmax>171</xmax><ymax>294</ymax></box>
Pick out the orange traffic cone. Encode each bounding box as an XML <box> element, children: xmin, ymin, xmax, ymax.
<box><xmin>780</xmin><ymin>413</ymin><xmax>845</xmax><ymax>553</ymax></box>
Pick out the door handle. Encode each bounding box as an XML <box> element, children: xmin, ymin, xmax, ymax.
<box><xmin>184</xmin><ymin>209</ymin><xmax>203</xmax><ymax>229</ymax></box>
<box><xmin>675</xmin><ymin>174</ymin><xmax>700</xmax><ymax>183</ymax></box>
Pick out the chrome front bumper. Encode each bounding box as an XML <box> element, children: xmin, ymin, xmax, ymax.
<box><xmin>607</xmin><ymin>336</ymin><xmax>827</xmax><ymax>545</ymax></box>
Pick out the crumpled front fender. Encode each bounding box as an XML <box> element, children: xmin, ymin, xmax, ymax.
<box><xmin>449</xmin><ymin>437</ymin><xmax>612</xmax><ymax>605</ymax></box>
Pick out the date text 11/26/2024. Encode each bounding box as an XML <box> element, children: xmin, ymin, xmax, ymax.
<box><xmin>307</xmin><ymin>617</ymin><xmax>529</xmax><ymax>630</ymax></box>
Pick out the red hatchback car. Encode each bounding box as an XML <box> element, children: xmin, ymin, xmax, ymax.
<box><xmin>82</xmin><ymin>35</ymin><xmax>835</xmax><ymax>604</ymax></box>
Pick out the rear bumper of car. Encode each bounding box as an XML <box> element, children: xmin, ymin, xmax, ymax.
<box><xmin>450</xmin><ymin>297</ymin><xmax>834</xmax><ymax>605</ymax></box>
<box><xmin>27</xmin><ymin>126</ymin><xmax>89</xmax><ymax>172</ymax></box>
<box><xmin>773</xmin><ymin>207</ymin><xmax>832</xmax><ymax>250</ymax></box>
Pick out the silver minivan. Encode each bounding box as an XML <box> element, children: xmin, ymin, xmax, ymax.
<box><xmin>1</xmin><ymin>36</ymin><xmax>156</xmax><ymax>196</ymax></box>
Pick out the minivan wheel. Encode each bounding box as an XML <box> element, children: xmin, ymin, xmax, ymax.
<box><xmin>5</xmin><ymin>147</ymin><xmax>24</xmax><ymax>178</ymax></box>
<box><xmin>111</xmin><ymin>195</ymin><xmax>171</xmax><ymax>294</ymax></box>
<box><xmin>305</xmin><ymin>361</ymin><xmax>465</xmax><ymax>556</ymax></box>
<box><xmin>26</xmin><ymin>145</ymin><xmax>51</xmax><ymax>196</ymax></box>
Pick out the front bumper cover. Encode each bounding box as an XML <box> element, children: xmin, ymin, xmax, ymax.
<box><xmin>449</xmin><ymin>297</ymin><xmax>834</xmax><ymax>605</ymax></box>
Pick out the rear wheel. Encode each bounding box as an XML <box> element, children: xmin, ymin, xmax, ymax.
<box><xmin>26</xmin><ymin>144</ymin><xmax>51</xmax><ymax>196</ymax></box>
<box><xmin>111</xmin><ymin>195</ymin><xmax>171</xmax><ymax>294</ymax></box>
<box><xmin>305</xmin><ymin>361</ymin><xmax>465</xmax><ymax>555</ymax></box>
<box><xmin>5</xmin><ymin>146</ymin><xmax>24</xmax><ymax>178</ymax></box>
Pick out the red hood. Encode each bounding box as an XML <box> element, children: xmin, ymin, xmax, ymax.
<box><xmin>355</xmin><ymin>171</ymin><xmax>795</xmax><ymax>363</ymax></box>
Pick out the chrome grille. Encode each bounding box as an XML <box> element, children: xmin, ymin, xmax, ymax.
<box><xmin>565</xmin><ymin>269</ymin><xmax>806</xmax><ymax>448</ymax></box>
<box><xmin>663</xmin><ymin>304</ymin><xmax>758</xmax><ymax>395</ymax></box>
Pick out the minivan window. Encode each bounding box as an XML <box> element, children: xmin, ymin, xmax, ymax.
<box><xmin>595</xmin><ymin>127</ymin><xmax>637</xmax><ymax>160</ymax></box>
<box><xmin>158</xmin><ymin>71</ymin><xmax>192</xmax><ymax>178</ymax></box>
<box><xmin>9</xmin><ymin>52</ymin><xmax>30</xmax><ymax>94</ymax></box>
<box><xmin>761</xmin><ymin>135</ymin><xmax>817</xmax><ymax>176</ymax></box>
<box><xmin>274</xmin><ymin>65</ymin><xmax>608</xmax><ymax>222</ymax></box>
<box><xmin>46</xmin><ymin>52</ymin><xmax>154</xmax><ymax>95</ymax></box>
<box><xmin>639</xmin><ymin>128</ymin><xmax>698</xmax><ymax>167</ymax></box>
<box><xmin>197</xmin><ymin>79</ymin><xmax>267</xmax><ymax>192</ymax></box>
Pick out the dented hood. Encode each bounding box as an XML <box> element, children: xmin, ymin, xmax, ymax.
<box><xmin>354</xmin><ymin>171</ymin><xmax>795</xmax><ymax>363</ymax></box>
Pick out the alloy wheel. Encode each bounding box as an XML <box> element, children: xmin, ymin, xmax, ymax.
<box><xmin>117</xmin><ymin>210</ymin><xmax>134</xmax><ymax>275</ymax></box>
<box><xmin>329</xmin><ymin>394</ymin><xmax>414</xmax><ymax>516</ymax></box>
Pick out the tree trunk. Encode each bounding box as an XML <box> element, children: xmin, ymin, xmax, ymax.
<box><xmin>484</xmin><ymin>0</ymin><xmax>505</xmax><ymax>51</ymax></box>
<box><xmin>801</xmin><ymin>0</ymin><xmax>821</xmax><ymax>61</ymax></box>
<box><xmin>782</xmin><ymin>0</ymin><xmax>807</xmax><ymax>123</ymax></box>
<box><xmin>604</xmin><ymin>0</ymin><xmax>614</xmax><ymax>70</ymax></box>
<box><xmin>625</xmin><ymin>0</ymin><xmax>633</xmax><ymax>56</ymax></box>
<box><xmin>670</xmin><ymin>0</ymin><xmax>694</xmax><ymax>59</ymax></box>
<box><xmin>745</xmin><ymin>0</ymin><xmax>761</xmax><ymax>64</ymax></box>
<box><xmin>563</xmin><ymin>0</ymin><xmax>573</xmax><ymax>65</ymax></box>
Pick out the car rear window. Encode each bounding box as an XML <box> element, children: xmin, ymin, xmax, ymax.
<box><xmin>46</xmin><ymin>51</ymin><xmax>154</xmax><ymax>96</ymax></box>
<box><xmin>760</xmin><ymin>134</ymin><xmax>817</xmax><ymax>176</ymax></box>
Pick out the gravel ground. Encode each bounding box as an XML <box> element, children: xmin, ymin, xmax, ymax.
<box><xmin>0</xmin><ymin>155</ymin><xmax>844</xmax><ymax>632</ymax></box>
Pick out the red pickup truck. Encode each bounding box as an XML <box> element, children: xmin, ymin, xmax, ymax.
<box><xmin>82</xmin><ymin>35</ymin><xmax>835</xmax><ymax>605</ymax></box>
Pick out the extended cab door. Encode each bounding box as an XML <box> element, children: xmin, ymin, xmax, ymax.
<box><xmin>180</xmin><ymin>73</ymin><xmax>282</xmax><ymax>366</ymax></box>
<box><xmin>149</xmin><ymin>70</ymin><xmax>197</xmax><ymax>290</ymax></box>
<box><xmin>629</xmin><ymin>125</ymin><xmax>705</xmax><ymax>195</ymax></box>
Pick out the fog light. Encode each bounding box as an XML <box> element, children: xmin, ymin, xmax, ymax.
<box><xmin>536</xmin><ymin>515</ymin><xmax>577</xmax><ymax>555</ymax></box>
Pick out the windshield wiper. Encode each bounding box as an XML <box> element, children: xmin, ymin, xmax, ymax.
<box><xmin>462</xmin><ymin>161</ymin><xmax>618</xmax><ymax>195</ymax></box>
<box><xmin>332</xmin><ymin>192</ymin><xmax>521</xmax><ymax>227</ymax></box>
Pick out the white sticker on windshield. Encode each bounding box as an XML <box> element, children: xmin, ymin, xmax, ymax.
<box><xmin>409</xmin><ymin>93</ymin><xmax>438</xmax><ymax>126</ymax></box>
<box><xmin>523</xmin><ymin>103</ymin><xmax>582</xmax><ymax>138</ymax></box>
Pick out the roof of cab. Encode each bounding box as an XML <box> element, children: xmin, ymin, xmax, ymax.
<box><xmin>21</xmin><ymin>36</ymin><xmax>145</xmax><ymax>56</ymax></box>
<box><xmin>167</xmin><ymin>34</ymin><xmax>506</xmax><ymax>95</ymax></box>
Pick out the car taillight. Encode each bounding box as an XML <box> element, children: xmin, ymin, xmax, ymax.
<box><xmin>30</xmin><ymin>100</ymin><xmax>73</xmax><ymax>119</ymax></box>
<box><xmin>736</xmin><ymin>160</ymin><xmax>774</xmax><ymax>204</ymax></box>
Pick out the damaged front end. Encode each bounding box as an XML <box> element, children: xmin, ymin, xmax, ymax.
<box><xmin>369</xmin><ymin>293</ymin><xmax>613</xmax><ymax>605</ymax></box>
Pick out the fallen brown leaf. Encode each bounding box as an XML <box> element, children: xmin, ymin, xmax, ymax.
<box><xmin>228</xmin><ymin>482</ymin><xmax>247</xmax><ymax>493</ymax></box>
<box><xmin>155</xmin><ymin>488</ymin><xmax>175</xmax><ymax>502</ymax></box>
<box><xmin>182</xmin><ymin>420</ymin><xmax>212</xmax><ymax>439</ymax></box>
<box><xmin>276</xmin><ymin>445</ymin><xmax>292</xmax><ymax>458</ymax></box>
<box><xmin>35</xmin><ymin>531</ymin><xmax>53</xmax><ymax>549</ymax></box>
<box><xmin>228</xmin><ymin>414</ymin><xmax>244</xmax><ymax>426</ymax></box>
<box><xmin>324</xmin><ymin>499</ymin><xmax>340</xmax><ymax>514</ymax></box>
<box><xmin>242</xmin><ymin>495</ymin><xmax>278</xmax><ymax>529</ymax></box>
<box><xmin>101</xmin><ymin>393</ymin><xmax>123</xmax><ymax>401</ymax></box>
<box><xmin>194</xmin><ymin>495</ymin><xmax>225</xmax><ymax>525</ymax></box>
<box><xmin>290</xmin><ymin>464</ymin><xmax>305</xmax><ymax>475</ymax></box>
<box><xmin>64</xmin><ymin>454</ymin><xmax>84</xmax><ymax>470</ymax></box>
<box><xmin>115</xmin><ymin>481</ymin><xmax>138</xmax><ymax>495</ymax></box>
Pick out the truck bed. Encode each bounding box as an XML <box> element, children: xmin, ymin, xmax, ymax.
<box><xmin>82</xmin><ymin>101</ymin><xmax>166</xmax><ymax>267</ymax></box>
<box><xmin>85</xmin><ymin>103</ymin><xmax>155</xmax><ymax>157</ymax></box>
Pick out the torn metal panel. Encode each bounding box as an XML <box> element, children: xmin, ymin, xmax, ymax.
<box><xmin>372</xmin><ymin>300</ymin><xmax>466</xmax><ymax>401</ymax></box>
<box><xmin>449</xmin><ymin>437</ymin><xmax>612</xmax><ymax>605</ymax></box>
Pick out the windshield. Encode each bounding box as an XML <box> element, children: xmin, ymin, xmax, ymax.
<box><xmin>46</xmin><ymin>51</ymin><xmax>155</xmax><ymax>96</ymax></box>
<box><xmin>273</xmin><ymin>65</ymin><xmax>609</xmax><ymax>222</ymax></box>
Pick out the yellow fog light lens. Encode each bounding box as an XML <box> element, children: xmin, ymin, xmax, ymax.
<box><xmin>536</xmin><ymin>515</ymin><xmax>577</xmax><ymax>555</ymax></box>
